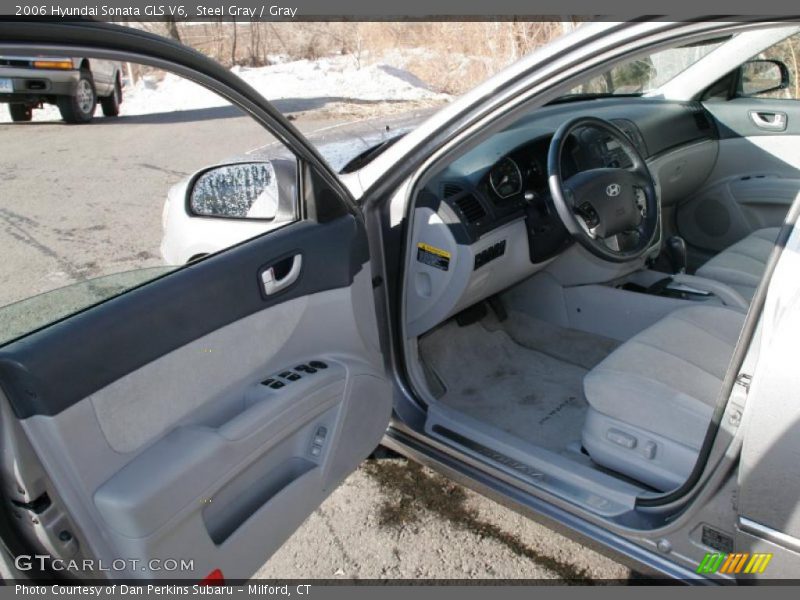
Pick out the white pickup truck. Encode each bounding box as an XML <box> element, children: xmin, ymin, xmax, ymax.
<box><xmin>0</xmin><ymin>55</ymin><xmax>122</xmax><ymax>123</ymax></box>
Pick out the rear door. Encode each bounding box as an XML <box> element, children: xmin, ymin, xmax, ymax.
<box><xmin>0</xmin><ymin>22</ymin><xmax>392</xmax><ymax>581</ymax></box>
<box><xmin>677</xmin><ymin>33</ymin><xmax>800</xmax><ymax>265</ymax></box>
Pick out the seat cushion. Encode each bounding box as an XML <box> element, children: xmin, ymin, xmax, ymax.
<box><xmin>582</xmin><ymin>305</ymin><xmax>745</xmax><ymax>490</ymax></box>
<box><xmin>696</xmin><ymin>227</ymin><xmax>779</xmax><ymax>300</ymax></box>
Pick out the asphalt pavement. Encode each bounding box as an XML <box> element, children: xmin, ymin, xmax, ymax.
<box><xmin>0</xmin><ymin>105</ymin><xmax>303</xmax><ymax>308</ymax></box>
<box><xmin>0</xmin><ymin>104</ymin><xmax>629</xmax><ymax>581</ymax></box>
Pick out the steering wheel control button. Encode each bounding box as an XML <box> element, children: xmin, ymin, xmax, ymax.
<box><xmin>269</xmin><ymin>381</ymin><xmax>285</xmax><ymax>390</ymax></box>
<box><xmin>577</xmin><ymin>203</ymin><xmax>600</xmax><ymax>228</ymax></box>
<box><xmin>280</xmin><ymin>371</ymin><xmax>301</xmax><ymax>381</ymax></box>
<box><xmin>309</xmin><ymin>360</ymin><xmax>328</xmax><ymax>369</ymax></box>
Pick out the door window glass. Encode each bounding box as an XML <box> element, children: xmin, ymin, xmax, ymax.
<box><xmin>0</xmin><ymin>57</ymin><xmax>297</xmax><ymax>345</ymax></box>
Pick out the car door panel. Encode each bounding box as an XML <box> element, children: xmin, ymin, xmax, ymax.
<box><xmin>677</xmin><ymin>99</ymin><xmax>800</xmax><ymax>262</ymax></box>
<box><xmin>0</xmin><ymin>21</ymin><xmax>397</xmax><ymax>580</ymax></box>
<box><xmin>0</xmin><ymin>215</ymin><xmax>365</xmax><ymax>418</ymax></box>
<box><xmin>676</xmin><ymin>171</ymin><xmax>800</xmax><ymax>256</ymax></box>
<box><xmin>1</xmin><ymin>219</ymin><xmax>391</xmax><ymax>578</ymax></box>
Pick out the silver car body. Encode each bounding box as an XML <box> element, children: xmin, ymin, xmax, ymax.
<box><xmin>2</xmin><ymin>19</ymin><xmax>800</xmax><ymax>583</ymax></box>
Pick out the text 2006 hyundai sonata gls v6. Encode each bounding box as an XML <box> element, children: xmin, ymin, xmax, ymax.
<box><xmin>2</xmin><ymin>19</ymin><xmax>800</xmax><ymax>583</ymax></box>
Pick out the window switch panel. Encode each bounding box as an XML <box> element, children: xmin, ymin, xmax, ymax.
<box><xmin>263</xmin><ymin>360</ymin><xmax>329</xmax><ymax>392</ymax></box>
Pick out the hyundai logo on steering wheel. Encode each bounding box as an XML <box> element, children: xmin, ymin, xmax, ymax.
<box><xmin>606</xmin><ymin>183</ymin><xmax>621</xmax><ymax>197</ymax></box>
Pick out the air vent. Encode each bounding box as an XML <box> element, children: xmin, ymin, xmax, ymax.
<box><xmin>442</xmin><ymin>182</ymin><xmax>463</xmax><ymax>198</ymax></box>
<box><xmin>693</xmin><ymin>111</ymin><xmax>711</xmax><ymax>130</ymax></box>
<box><xmin>682</xmin><ymin>103</ymin><xmax>712</xmax><ymax>131</ymax></box>
<box><xmin>453</xmin><ymin>194</ymin><xmax>486</xmax><ymax>223</ymax></box>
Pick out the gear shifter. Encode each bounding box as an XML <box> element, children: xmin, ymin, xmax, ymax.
<box><xmin>665</xmin><ymin>235</ymin><xmax>687</xmax><ymax>274</ymax></box>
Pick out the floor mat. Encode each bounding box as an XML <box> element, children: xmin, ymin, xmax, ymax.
<box><xmin>484</xmin><ymin>309</ymin><xmax>620</xmax><ymax>370</ymax></box>
<box><xmin>419</xmin><ymin>315</ymin><xmax>619</xmax><ymax>451</ymax></box>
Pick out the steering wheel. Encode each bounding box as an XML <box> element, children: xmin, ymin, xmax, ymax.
<box><xmin>547</xmin><ymin>116</ymin><xmax>658</xmax><ymax>263</ymax></box>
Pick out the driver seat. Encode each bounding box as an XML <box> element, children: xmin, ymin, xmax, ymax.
<box><xmin>581</xmin><ymin>305</ymin><xmax>745</xmax><ymax>491</ymax></box>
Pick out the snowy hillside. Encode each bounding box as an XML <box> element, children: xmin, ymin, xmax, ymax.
<box><xmin>0</xmin><ymin>54</ymin><xmax>450</xmax><ymax>123</ymax></box>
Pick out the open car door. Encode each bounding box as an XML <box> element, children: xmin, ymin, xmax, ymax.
<box><xmin>0</xmin><ymin>22</ymin><xmax>392</xmax><ymax>581</ymax></box>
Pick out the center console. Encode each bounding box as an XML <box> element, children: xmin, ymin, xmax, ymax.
<box><xmin>619</xmin><ymin>269</ymin><xmax>749</xmax><ymax>312</ymax></box>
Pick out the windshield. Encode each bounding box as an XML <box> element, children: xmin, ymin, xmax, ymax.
<box><xmin>567</xmin><ymin>37</ymin><xmax>730</xmax><ymax>96</ymax></box>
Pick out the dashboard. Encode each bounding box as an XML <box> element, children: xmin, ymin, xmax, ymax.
<box><xmin>485</xmin><ymin>126</ymin><xmax>640</xmax><ymax>203</ymax></box>
<box><xmin>406</xmin><ymin>97</ymin><xmax>719</xmax><ymax>337</ymax></box>
<box><xmin>432</xmin><ymin>119</ymin><xmax>648</xmax><ymax>251</ymax></box>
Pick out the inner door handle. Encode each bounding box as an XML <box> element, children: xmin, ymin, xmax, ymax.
<box><xmin>260</xmin><ymin>254</ymin><xmax>302</xmax><ymax>295</ymax></box>
<box><xmin>749</xmin><ymin>110</ymin><xmax>788</xmax><ymax>131</ymax></box>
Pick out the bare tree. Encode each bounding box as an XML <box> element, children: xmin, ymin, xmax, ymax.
<box><xmin>789</xmin><ymin>38</ymin><xmax>800</xmax><ymax>98</ymax></box>
<box><xmin>231</xmin><ymin>19</ymin><xmax>238</xmax><ymax>65</ymax></box>
<box><xmin>560</xmin><ymin>19</ymin><xmax>576</xmax><ymax>35</ymax></box>
<box><xmin>248</xmin><ymin>23</ymin><xmax>265</xmax><ymax>66</ymax></box>
<box><xmin>164</xmin><ymin>18</ymin><xmax>181</xmax><ymax>43</ymax></box>
<box><xmin>148</xmin><ymin>20</ymin><xmax>579</xmax><ymax>94</ymax></box>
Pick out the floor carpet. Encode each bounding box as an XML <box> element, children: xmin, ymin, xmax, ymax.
<box><xmin>419</xmin><ymin>312</ymin><xmax>619</xmax><ymax>451</ymax></box>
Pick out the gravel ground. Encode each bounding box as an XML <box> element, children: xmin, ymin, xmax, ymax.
<box><xmin>258</xmin><ymin>458</ymin><xmax>630</xmax><ymax>581</ymax></box>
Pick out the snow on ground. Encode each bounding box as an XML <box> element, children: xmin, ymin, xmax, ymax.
<box><xmin>0</xmin><ymin>53</ymin><xmax>450</xmax><ymax>123</ymax></box>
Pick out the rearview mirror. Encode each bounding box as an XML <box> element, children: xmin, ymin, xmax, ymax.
<box><xmin>189</xmin><ymin>162</ymin><xmax>279</xmax><ymax>219</ymax></box>
<box><xmin>740</xmin><ymin>59</ymin><xmax>790</xmax><ymax>97</ymax></box>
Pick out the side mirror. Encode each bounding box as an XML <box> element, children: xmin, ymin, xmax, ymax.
<box><xmin>188</xmin><ymin>162</ymin><xmax>280</xmax><ymax>219</ymax></box>
<box><xmin>739</xmin><ymin>59</ymin><xmax>791</xmax><ymax>97</ymax></box>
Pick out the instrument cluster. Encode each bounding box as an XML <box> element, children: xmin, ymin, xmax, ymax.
<box><xmin>486</xmin><ymin>139</ymin><xmax>550</xmax><ymax>206</ymax></box>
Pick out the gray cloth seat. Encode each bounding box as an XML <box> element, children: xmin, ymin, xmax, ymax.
<box><xmin>582</xmin><ymin>305</ymin><xmax>745</xmax><ymax>491</ymax></box>
<box><xmin>695</xmin><ymin>227</ymin><xmax>779</xmax><ymax>301</ymax></box>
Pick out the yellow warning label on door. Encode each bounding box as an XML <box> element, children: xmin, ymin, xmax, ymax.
<box><xmin>417</xmin><ymin>242</ymin><xmax>451</xmax><ymax>271</ymax></box>
<box><xmin>417</xmin><ymin>243</ymin><xmax>451</xmax><ymax>258</ymax></box>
